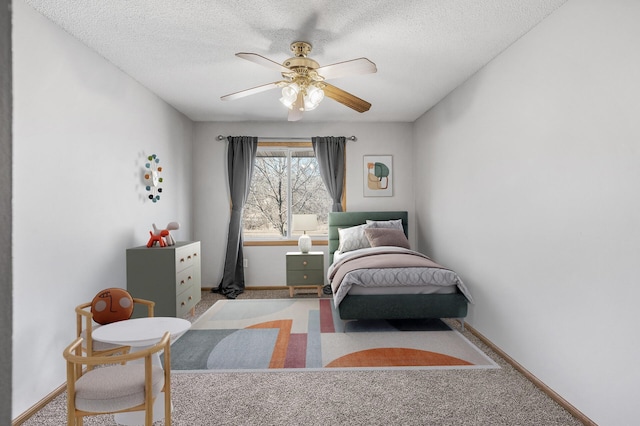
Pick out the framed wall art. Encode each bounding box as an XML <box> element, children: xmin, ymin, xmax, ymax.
<box><xmin>363</xmin><ymin>155</ymin><xmax>393</xmax><ymax>197</ymax></box>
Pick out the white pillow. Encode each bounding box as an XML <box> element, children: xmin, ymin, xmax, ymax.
<box><xmin>338</xmin><ymin>224</ymin><xmax>371</xmax><ymax>252</ymax></box>
<box><xmin>366</xmin><ymin>219</ymin><xmax>404</xmax><ymax>232</ymax></box>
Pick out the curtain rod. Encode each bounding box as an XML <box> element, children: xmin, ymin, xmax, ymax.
<box><xmin>216</xmin><ymin>135</ymin><xmax>357</xmax><ymax>142</ymax></box>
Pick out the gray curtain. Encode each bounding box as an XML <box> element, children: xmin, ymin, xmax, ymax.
<box><xmin>215</xmin><ymin>136</ymin><xmax>258</xmax><ymax>299</ymax></box>
<box><xmin>311</xmin><ymin>136</ymin><xmax>345</xmax><ymax>212</ymax></box>
<box><xmin>312</xmin><ymin>136</ymin><xmax>345</xmax><ymax>295</ymax></box>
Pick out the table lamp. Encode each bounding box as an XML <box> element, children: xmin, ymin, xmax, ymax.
<box><xmin>292</xmin><ymin>214</ymin><xmax>318</xmax><ymax>253</ymax></box>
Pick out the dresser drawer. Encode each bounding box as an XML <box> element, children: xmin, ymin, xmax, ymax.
<box><xmin>176</xmin><ymin>267</ymin><xmax>195</xmax><ymax>292</ymax></box>
<box><xmin>286</xmin><ymin>254</ymin><xmax>323</xmax><ymax>271</ymax></box>
<box><xmin>176</xmin><ymin>284</ymin><xmax>200</xmax><ymax>318</ymax></box>
<box><xmin>175</xmin><ymin>245</ymin><xmax>199</xmax><ymax>272</ymax></box>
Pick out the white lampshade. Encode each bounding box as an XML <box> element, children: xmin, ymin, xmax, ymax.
<box><xmin>279</xmin><ymin>83</ymin><xmax>300</xmax><ymax>109</ymax></box>
<box><xmin>292</xmin><ymin>214</ymin><xmax>318</xmax><ymax>253</ymax></box>
<box><xmin>304</xmin><ymin>85</ymin><xmax>325</xmax><ymax>111</ymax></box>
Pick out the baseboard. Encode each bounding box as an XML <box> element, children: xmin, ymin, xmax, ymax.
<box><xmin>12</xmin><ymin>382</ymin><xmax>66</xmax><ymax>426</ymax></box>
<box><xmin>464</xmin><ymin>323</ymin><xmax>596</xmax><ymax>426</ymax></box>
<box><xmin>203</xmin><ymin>286</ymin><xmax>290</xmax><ymax>291</ymax></box>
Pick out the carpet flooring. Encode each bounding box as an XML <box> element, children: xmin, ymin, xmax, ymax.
<box><xmin>169</xmin><ymin>298</ymin><xmax>497</xmax><ymax>371</ymax></box>
<box><xmin>21</xmin><ymin>289</ymin><xmax>583</xmax><ymax>426</ymax></box>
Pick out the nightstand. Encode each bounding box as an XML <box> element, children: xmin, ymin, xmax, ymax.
<box><xmin>286</xmin><ymin>251</ymin><xmax>324</xmax><ymax>297</ymax></box>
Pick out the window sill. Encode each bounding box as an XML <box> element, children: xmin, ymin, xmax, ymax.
<box><xmin>244</xmin><ymin>239</ymin><xmax>328</xmax><ymax>247</ymax></box>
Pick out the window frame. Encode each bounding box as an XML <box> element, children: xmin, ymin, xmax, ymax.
<box><xmin>243</xmin><ymin>141</ymin><xmax>345</xmax><ymax>246</ymax></box>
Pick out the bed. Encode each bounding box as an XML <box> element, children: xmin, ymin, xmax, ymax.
<box><xmin>328</xmin><ymin>211</ymin><xmax>471</xmax><ymax>328</ymax></box>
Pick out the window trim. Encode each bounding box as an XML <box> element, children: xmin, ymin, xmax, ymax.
<box><xmin>243</xmin><ymin>141</ymin><xmax>346</xmax><ymax>245</ymax></box>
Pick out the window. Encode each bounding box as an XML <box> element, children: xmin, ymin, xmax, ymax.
<box><xmin>243</xmin><ymin>143</ymin><xmax>334</xmax><ymax>239</ymax></box>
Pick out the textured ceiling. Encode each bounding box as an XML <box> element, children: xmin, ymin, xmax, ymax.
<box><xmin>24</xmin><ymin>0</ymin><xmax>567</xmax><ymax>123</ymax></box>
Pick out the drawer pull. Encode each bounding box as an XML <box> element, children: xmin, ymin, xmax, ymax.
<box><xmin>181</xmin><ymin>301</ymin><xmax>186</xmax><ymax>306</ymax></box>
<box><xmin>303</xmin><ymin>275</ymin><xmax>308</xmax><ymax>280</ymax></box>
<box><xmin>188</xmin><ymin>276</ymin><xmax>192</xmax><ymax>281</ymax></box>
<box><xmin>188</xmin><ymin>296</ymin><xmax>193</xmax><ymax>300</ymax></box>
<box><xmin>188</xmin><ymin>255</ymin><xmax>192</xmax><ymax>260</ymax></box>
<box><xmin>180</xmin><ymin>280</ymin><xmax>185</xmax><ymax>285</ymax></box>
<box><xmin>180</xmin><ymin>258</ymin><xmax>185</xmax><ymax>263</ymax></box>
<box><xmin>193</xmin><ymin>253</ymin><xmax>198</xmax><ymax>257</ymax></box>
<box><xmin>303</xmin><ymin>261</ymin><xmax>308</xmax><ymax>266</ymax></box>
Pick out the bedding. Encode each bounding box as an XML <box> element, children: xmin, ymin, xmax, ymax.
<box><xmin>328</xmin><ymin>246</ymin><xmax>473</xmax><ymax>307</ymax></box>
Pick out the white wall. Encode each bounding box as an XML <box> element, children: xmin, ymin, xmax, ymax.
<box><xmin>12</xmin><ymin>2</ymin><xmax>194</xmax><ymax>417</ymax></box>
<box><xmin>193</xmin><ymin>121</ymin><xmax>414</xmax><ymax>288</ymax></box>
<box><xmin>413</xmin><ymin>0</ymin><xmax>640</xmax><ymax>424</ymax></box>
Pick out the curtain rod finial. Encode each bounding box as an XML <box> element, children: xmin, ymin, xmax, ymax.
<box><xmin>217</xmin><ymin>135</ymin><xmax>225</xmax><ymax>141</ymax></box>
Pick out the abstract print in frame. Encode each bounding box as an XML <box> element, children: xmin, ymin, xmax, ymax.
<box><xmin>363</xmin><ymin>155</ymin><xmax>393</xmax><ymax>197</ymax></box>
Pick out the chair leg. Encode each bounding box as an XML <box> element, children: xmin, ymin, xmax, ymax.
<box><xmin>165</xmin><ymin>388</ymin><xmax>171</xmax><ymax>425</ymax></box>
<box><xmin>68</xmin><ymin>413</ymin><xmax>81</xmax><ymax>426</ymax></box>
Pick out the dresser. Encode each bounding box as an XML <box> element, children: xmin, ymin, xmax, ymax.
<box><xmin>285</xmin><ymin>251</ymin><xmax>324</xmax><ymax>297</ymax></box>
<box><xmin>126</xmin><ymin>241</ymin><xmax>201</xmax><ymax>318</ymax></box>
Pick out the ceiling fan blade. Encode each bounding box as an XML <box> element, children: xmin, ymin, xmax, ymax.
<box><xmin>322</xmin><ymin>83</ymin><xmax>372</xmax><ymax>113</ymax></box>
<box><xmin>236</xmin><ymin>53</ymin><xmax>290</xmax><ymax>73</ymax></box>
<box><xmin>288</xmin><ymin>92</ymin><xmax>304</xmax><ymax>121</ymax></box>
<box><xmin>220</xmin><ymin>82</ymin><xmax>280</xmax><ymax>101</ymax></box>
<box><xmin>316</xmin><ymin>58</ymin><xmax>377</xmax><ymax>80</ymax></box>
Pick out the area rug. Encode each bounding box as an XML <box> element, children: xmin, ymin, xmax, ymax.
<box><xmin>167</xmin><ymin>299</ymin><xmax>498</xmax><ymax>372</ymax></box>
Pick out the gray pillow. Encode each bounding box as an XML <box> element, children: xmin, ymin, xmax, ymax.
<box><xmin>366</xmin><ymin>219</ymin><xmax>404</xmax><ymax>232</ymax></box>
<box><xmin>364</xmin><ymin>228</ymin><xmax>410</xmax><ymax>249</ymax></box>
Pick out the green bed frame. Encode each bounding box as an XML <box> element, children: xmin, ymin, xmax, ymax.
<box><xmin>328</xmin><ymin>211</ymin><xmax>468</xmax><ymax>324</ymax></box>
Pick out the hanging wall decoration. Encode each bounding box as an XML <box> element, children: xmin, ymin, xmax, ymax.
<box><xmin>144</xmin><ymin>154</ymin><xmax>163</xmax><ymax>203</ymax></box>
<box><xmin>363</xmin><ymin>155</ymin><xmax>393</xmax><ymax>197</ymax></box>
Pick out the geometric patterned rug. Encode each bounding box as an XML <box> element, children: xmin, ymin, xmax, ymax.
<box><xmin>167</xmin><ymin>299</ymin><xmax>499</xmax><ymax>372</ymax></box>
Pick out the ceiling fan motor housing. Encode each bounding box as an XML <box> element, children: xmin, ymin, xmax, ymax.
<box><xmin>283</xmin><ymin>57</ymin><xmax>319</xmax><ymax>70</ymax></box>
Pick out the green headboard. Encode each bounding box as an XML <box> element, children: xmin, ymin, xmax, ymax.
<box><xmin>328</xmin><ymin>211</ymin><xmax>408</xmax><ymax>264</ymax></box>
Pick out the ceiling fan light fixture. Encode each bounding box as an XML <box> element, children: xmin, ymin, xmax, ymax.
<box><xmin>303</xmin><ymin>85</ymin><xmax>325</xmax><ymax>111</ymax></box>
<box><xmin>279</xmin><ymin>83</ymin><xmax>300</xmax><ymax>109</ymax></box>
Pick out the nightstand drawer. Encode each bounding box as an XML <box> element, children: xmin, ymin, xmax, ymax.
<box><xmin>286</xmin><ymin>269</ymin><xmax>324</xmax><ymax>285</ymax></box>
<box><xmin>286</xmin><ymin>254</ymin><xmax>323</xmax><ymax>270</ymax></box>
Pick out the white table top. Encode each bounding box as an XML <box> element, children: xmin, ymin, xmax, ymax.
<box><xmin>92</xmin><ymin>316</ymin><xmax>191</xmax><ymax>347</ymax></box>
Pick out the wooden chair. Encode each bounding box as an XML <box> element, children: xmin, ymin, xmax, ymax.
<box><xmin>63</xmin><ymin>332</ymin><xmax>171</xmax><ymax>426</ymax></box>
<box><xmin>75</xmin><ymin>298</ymin><xmax>155</xmax><ymax>360</ymax></box>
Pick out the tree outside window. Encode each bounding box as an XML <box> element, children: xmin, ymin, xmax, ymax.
<box><xmin>243</xmin><ymin>144</ymin><xmax>332</xmax><ymax>239</ymax></box>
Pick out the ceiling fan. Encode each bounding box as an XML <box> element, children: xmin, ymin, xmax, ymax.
<box><xmin>220</xmin><ymin>41</ymin><xmax>377</xmax><ymax>121</ymax></box>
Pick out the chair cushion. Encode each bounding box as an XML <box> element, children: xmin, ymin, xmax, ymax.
<box><xmin>90</xmin><ymin>288</ymin><xmax>134</xmax><ymax>325</ymax></box>
<box><xmin>75</xmin><ymin>364</ymin><xmax>164</xmax><ymax>413</ymax></box>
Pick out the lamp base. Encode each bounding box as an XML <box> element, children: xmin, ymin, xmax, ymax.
<box><xmin>298</xmin><ymin>234</ymin><xmax>312</xmax><ymax>253</ymax></box>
